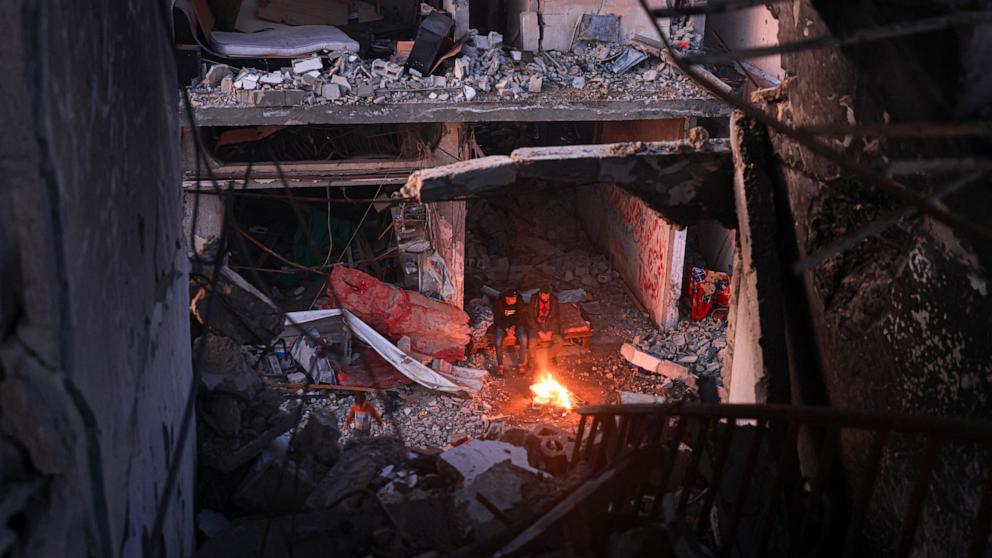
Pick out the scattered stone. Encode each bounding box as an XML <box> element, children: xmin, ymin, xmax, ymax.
<box><xmin>463</xmin><ymin>85</ymin><xmax>477</xmax><ymax>101</ymax></box>
<box><xmin>234</xmin><ymin>71</ymin><xmax>258</xmax><ymax>90</ymax></box>
<box><xmin>321</xmin><ymin>83</ymin><xmax>342</xmax><ymax>99</ymax></box>
<box><xmin>292</xmin><ymin>56</ymin><xmax>323</xmax><ymax>74</ymax></box>
<box><xmin>527</xmin><ymin>75</ymin><xmax>543</xmax><ymax>93</ymax></box>
<box><xmin>204</xmin><ymin>64</ymin><xmax>233</xmax><ymax>87</ymax></box>
<box><xmin>233</xmin><ymin>436</ymin><xmax>317</xmax><ymax>514</ymax></box>
<box><xmin>330</xmin><ymin>74</ymin><xmax>351</xmax><ymax>92</ymax></box>
<box><xmin>306</xmin><ymin>437</ymin><xmax>405</xmax><ymax>509</ymax></box>
<box><xmin>572</xmin><ymin>75</ymin><xmax>586</xmax><ymax>89</ymax></box>
<box><xmin>642</xmin><ymin>69</ymin><xmax>658</xmax><ymax>82</ymax></box>
<box><xmin>291</xmin><ymin>408</ymin><xmax>342</xmax><ymax>466</ymax></box>
<box><xmin>259</xmin><ymin>71</ymin><xmax>284</xmax><ymax>85</ymax></box>
<box><xmin>355</xmin><ymin>83</ymin><xmax>375</xmax><ymax>98</ymax></box>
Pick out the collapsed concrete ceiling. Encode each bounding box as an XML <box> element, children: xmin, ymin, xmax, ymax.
<box><xmin>402</xmin><ymin>139</ymin><xmax>736</xmax><ymax>228</ymax></box>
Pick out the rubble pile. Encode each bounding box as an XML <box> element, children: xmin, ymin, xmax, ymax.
<box><xmin>190</xmin><ymin>30</ymin><xmax>707</xmax><ymax>109</ymax></box>
<box><xmin>308</xmin><ymin>388</ymin><xmax>502</xmax><ymax>448</ymax></box>
<box><xmin>630</xmin><ymin>317</ymin><xmax>728</xmax><ymax>380</ymax></box>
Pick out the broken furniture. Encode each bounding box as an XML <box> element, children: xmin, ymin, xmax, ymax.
<box><xmin>405</xmin><ymin>12</ymin><xmax>454</xmax><ymax>76</ymax></box>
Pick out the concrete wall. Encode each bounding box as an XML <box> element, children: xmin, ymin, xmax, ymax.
<box><xmin>705</xmin><ymin>5</ymin><xmax>783</xmax><ymax>82</ymax></box>
<box><xmin>576</xmin><ymin>184</ymin><xmax>685</xmax><ymax>328</ymax></box>
<box><xmin>0</xmin><ymin>1</ymin><xmax>193</xmax><ymax>556</ymax></box>
<box><xmin>539</xmin><ymin>0</ymin><xmax>668</xmax><ymax>51</ymax></box>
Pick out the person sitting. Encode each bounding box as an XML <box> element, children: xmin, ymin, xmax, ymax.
<box><xmin>492</xmin><ymin>289</ymin><xmax>529</xmax><ymax>376</ymax></box>
<box><xmin>527</xmin><ymin>285</ymin><xmax>565</xmax><ymax>368</ymax></box>
<box><xmin>343</xmin><ymin>393</ymin><xmax>383</xmax><ymax>438</ymax></box>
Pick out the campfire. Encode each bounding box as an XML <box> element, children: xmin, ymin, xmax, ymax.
<box><xmin>530</xmin><ymin>371</ymin><xmax>574</xmax><ymax>411</ymax></box>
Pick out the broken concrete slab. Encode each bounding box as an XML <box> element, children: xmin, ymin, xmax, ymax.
<box><xmin>401</xmin><ymin>140</ymin><xmax>734</xmax><ymax>228</ymax></box>
<box><xmin>330</xmin><ymin>74</ymin><xmax>351</xmax><ymax>92</ymax></box>
<box><xmin>290</xmin><ymin>408</ymin><xmax>342</xmax><ymax>467</ymax></box>
<box><xmin>457</xmin><ymin>461</ymin><xmax>545</xmax><ymax>537</ymax></box>
<box><xmin>306</xmin><ymin>437</ymin><xmax>404</xmax><ymax>509</ymax></box>
<box><xmin>439</xmin><ymin>440</ymin><xmax>541</xmax><ymax>486</ymax></box>
<box><xmin>201</xmin><ymin>399</ymin><xmax>300</xmax><ymax>473</ymax></box>
<box><xmin>194</xmin><ymin>334</ymin><xmax>264</xmax><ymax>398</ymax></box>
<box><xmin>292</xmin><ymin>56</ymin><xmax>323</xmax><ymax>74</ymax></box>
<box><xmin>528</xmin><ymin>75</ymin><xmax>543</xmax><ymax>93</ymax></box>
<box><xmin>204</xmin><ymin>64</ymin><xmax>233</xmax><ymax>87</ymax></box>
<box><xmin>233</xmin><ymin>435</ymin><xmax>318</xmax><ymax>514</ymax></box>
<box><xmin>619</xmin><ymin>390</ymin><xmax>666</xmax><ymax>404</ymax></box>
<box><xmin>191</xmin><ymin>265</ymin><xmax>284</xmax><ymax>345</ymax></box>
<box><xmin>620</xmin><ymin>342</ymin><xmax>665</xmax><ymax>373</ymax></box>
<box><xmin>195</xmin><ymin>506</ymin><xmax>391</xmax><ymax>558</ymax></box>
<box><xmin>321</xmin><ymin>83</ymin><xmax>342</xmax><ymax>99</ymax></box>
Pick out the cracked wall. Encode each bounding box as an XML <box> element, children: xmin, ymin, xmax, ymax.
<box><xmin>752</xmin><ymin>1</ymin><xmax>992</xmax><ymax>553</ymax></box>
<box><xmin>0</xmin><ymin>1</ymin><xmax>193</xmax><ymax>556</ymax></box>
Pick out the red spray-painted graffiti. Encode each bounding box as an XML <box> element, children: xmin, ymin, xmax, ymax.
<box><xmin>593</xmin><ymin>185</ymin><xmax>672</xmax><ymax>324</ymax></box>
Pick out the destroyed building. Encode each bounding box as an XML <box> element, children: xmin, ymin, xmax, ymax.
<box><xmin>2</xmin><ymin>0</ymin><xmax>991</xmax><ymax>557</ymax></box>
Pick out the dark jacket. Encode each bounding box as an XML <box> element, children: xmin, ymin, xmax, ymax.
<box><xmin>527</xmin><ymin>294</ymin><xmax>561</xmax><ymax>335</ymax></box>
<box><xmin>493</xmin><ymin>297</ymin><xmax>524</xmax><ymax>329</ymax></box>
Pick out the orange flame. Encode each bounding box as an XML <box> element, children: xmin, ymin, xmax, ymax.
<box><xmin>530</xmin><ymin>372</ymin><xmax>573</xmax><ymax>410</ymax></box>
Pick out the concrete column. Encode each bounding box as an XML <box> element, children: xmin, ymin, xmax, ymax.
<box><xmin>183</xmin><ymin>191</ymin><xmax>225</xmax><ymax>257</ymax></box>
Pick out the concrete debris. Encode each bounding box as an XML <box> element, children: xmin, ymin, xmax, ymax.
<box><xmin>290</xmin><ymin>407</ymin><xmax>342</xmax><ymax>466</ymax></box>
<box><xmin>619</xmin><ymin>390</ymin><xmax>666</xmax><ymax>404</ymax></box>
<box><xmin>233</xmin><ymin>435</ymin><xmax>318</xmax><ymax>514</ymax></box>
<box><xmin>194</xmin><ymin>334</ymin><xmax>264</xmax><ymax>397</ymax></box>
<box><xmin>330</xmin><ymin>73</ymin><xmax>351</xmax><ymax>92</ymax></box>
<box><xmin>306</xmin><ymin>437</ymin><xmax>405</xmax><ymax>509</ymax></box>
<box><xmin>191</xmin><ymin>265</ymin><xmax>285</xmax><ymax>345</ymax></box>
<box><xmin>292</xmin><ymin>56</ymin><xmax>323</xmax><ymax>74</ymax></box>
<box><xmin>259</xmin><ymin>71</ymin><xmax>284</xmax><ymax>85</ymax></box>
<box><xmin>190</xmin><ymin>30</ymin><xmax>711</xmax><ymax>109</ymax></box>
<box><xmin>439</xmin><ymin>440</ymin><xmax>540</xmax><ymax>486</ymax></box>
<box><xmin>628</xmin><ymin>317</ymin><xmax>728</xmax><ymax>387</ymax></box>
<box><xmin>203</xmin><ymin>64</ymin><xmax>233</xmax><ymax>87</ymax></box>
<box><xmin>621</xmin><ymin>342</ymin><xmax>695</xmax><ymax>386</ymax></box>
<box><xmin>456</xmin><ymin>461</ymin><xmax>545</xmax><ymax>538</ymax></box>
<box><xmin>527</xmin><ymin>74</ymin><xmax>543</xmax><ymax>93</ymax></box>
<box><xmin>321</xmin><ymin>82</ymin><xmax>342</xmax><ymax>99</ymax></box>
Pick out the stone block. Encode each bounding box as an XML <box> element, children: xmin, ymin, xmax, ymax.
<box><xmin>620</xmin><ymin>342</ymin><xmax>664</xmax><ymax>372</ymax></box>
<box><xmin>292</xmin><ymin>56</ymin><xmax>323</xmax><ymax>73</ymax></box>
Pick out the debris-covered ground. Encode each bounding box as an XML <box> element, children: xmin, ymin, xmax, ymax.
<box><xmin>189</xmin><ymin>30</ymin><xmax>710</xmax><ymax>110</ymax></box>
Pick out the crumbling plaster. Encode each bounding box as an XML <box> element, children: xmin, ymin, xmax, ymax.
<box><xmin>0</xmin><ymin>1</ymin><xmax>193</xmax><ymax>556</ymax></box>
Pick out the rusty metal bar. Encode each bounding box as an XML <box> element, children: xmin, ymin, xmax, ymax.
<box><xmin>968</xmin><ymin>465</ymin><xmax>992</xmax><ymax>558</ymax></box>
<box><xmin>798</xmin><ymin>426</ymin><xmax>841</xmax><ymax>545</ymax></box>
<box><xmin>597</xmin><ymin>416</ymin><xmax>618</xmax><ymax>470</ymax></box>
<box><xmin>842</xmin><ymin>429</ymin><xmax>890</xmax><ymax>558</ymax></box>
<box><xmin>576</xmin><ymin>404</ymin><xmax>992</xmax><ymax>444</ymax></box>
<box><xmin>755</xmin><ymin>421</ymin><xmax>800</xmax><ymax>554</ymax></box>
<box><xmin>677</xmin><ymin>417</ymin><xmax>712</xmax><ymax>516</ymax></box>
<box><xmin>583</xmin><ymin>416</ymin><xmax>602</xmax><ymax>462</ymax></box>
<box><xmin>614</xmin><ymin>415</ymin><xmax>631</xmax><ymax>458</ymax></box>
<box><xmin>895</xmin><ymin>436</ymin><xmax>943</xmax><ymax>557</ymax></box>
<box><xmin>652</xmin><ymin>416</ymin><xmax>690</xmax><ymax>517</ymax></box>
<box><xmin>720</xmin><ymin>420</ymin><xmax>767</xmax><ymax>557</ymax></box>
<box><xmin>571</xmin><ymin>415</ymin><xmax>588</xmax><ymax>466</ymax></box>
<box><xmin>697</xmin><ymin>420</ymin><xmax>738</xmax><ymax>539</ymax></box>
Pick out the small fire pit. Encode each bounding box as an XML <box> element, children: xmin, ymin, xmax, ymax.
<box><xmin>529</xmin><ymin>371</ymin><xmax>574</xmax><ymax>415</ymax></box>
